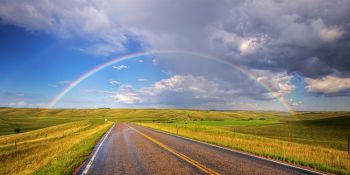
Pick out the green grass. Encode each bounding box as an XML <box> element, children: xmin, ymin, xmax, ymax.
<box><xmin>235</xmin><ymin>115</ymin><xmax>350</xmax><ymax>150</ymax></box>
<box><xmin>138</xmin><ymin>121</ymin><xmax>350</xmax><ymax>174</ymax></box>
<box><xmin>189</xmin><ymin>119</ymin><xmax>280</xmax><ymax>127</ymax></box>
<box><xmin>0</xmin><ymin>108</ymin><xmax>114</xmax><ymax>175</ymax></box>
<box><xmin>0</xmin><ymin>120</ymin><xmax>112</xmax><ymax>175</ymax></box>
<box><xmin>125</xmin><ymin>109</ymin><xmax>350</xmax><ymax>174</ymax></box>
<box><xmin>0</xmin><ymin>108</ymin><xmax>115</xmax><ymax>135</ymax></box>
<box><xmin>0</xmin><ymin>108</ymin><xmax>349</xmax><ymax>174</ymax></box>
<box><xmin>33</xmin><ymin>125</ymin><xmax>110</xmax><ymax>175</ymax></box>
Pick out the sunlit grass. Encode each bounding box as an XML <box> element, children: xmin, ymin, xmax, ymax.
<box><xmin>1</xmin><ymin>108</ymin><xmax>349</xmax><ymax>174</ymax></box>
<box><xmin>189</xmin><ymin>119</ymin><xmax>280</xmax><ymax>126</ymax></box>
<box><xmin>137</xmin><ymin>121</ymin><xmax>350</xmax><ymax>175</ymax></box>
<box><xmin>235</xmin><ymin>116</ymin><xmax>350</xmax><ymax>151</ymax></box>
<box><xmin>0</xmin><ymin>120</ymin><xmax>112</xmax><ymax>175</ymax></box>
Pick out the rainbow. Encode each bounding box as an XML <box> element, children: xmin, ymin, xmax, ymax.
<box><xmin>47</xmin><ymin>50</ymin><xmax>296</xmax><ymax>115</ymax></box>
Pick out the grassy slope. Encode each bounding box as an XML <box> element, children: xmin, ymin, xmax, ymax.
<box><xmin>236</xmin><ymin>115</ymin><xmax>350</xmax><ymax>150</ymax></box>
<box><xmin>0</xmin><ymin>108</ymin><xmax>113</xmax><ymax>175</ymax></box>
<box><xmin>33</xmin><ymin>124</ymin><xmax>110</xmax><ymax>175</ymax></box>
<box><xmin>0</xmin><ymin>108</ymin><xmax>118</xmax><ymax>135</ymax></box>
<box><xmin>0</xmin><ymin>108</ymin><xmax>349</xmax><ymax>174</ymax></box>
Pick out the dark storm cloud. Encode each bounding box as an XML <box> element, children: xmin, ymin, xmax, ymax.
<box><xmin>1</xmin><ymin>0</ymin><xmax>350</xmax><ymax>96</ymax></box>
<box><xmin>212</xmin><ymin>0</ymin><xmax>350</xmax><ymax>79</ymax></box>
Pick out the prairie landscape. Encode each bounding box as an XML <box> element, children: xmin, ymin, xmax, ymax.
<box><xmin>1</xmin><ymin>1</ymin><xmax>350</xmax><ymax>174</ymax></box>
<box><xmin>0</xmin><ymin>108</ymin><xmax>349</xmax><ymax>174</ymax></box>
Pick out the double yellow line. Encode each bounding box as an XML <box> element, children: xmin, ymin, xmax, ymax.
<box><xmin>127</xmin><ymin>125</ymin><xmax>220</xmax><ymax>175</ymax></box>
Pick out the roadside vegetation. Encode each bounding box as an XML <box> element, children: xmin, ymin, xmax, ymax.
<box><xmin>0</xmin><ymin>108</ymin><xmax>112</xmax><ymax>175</ymax></box>
<box><xmin>128</xmin><ymin>110</ymin><xmax>350</xmax><ymax>174</ymax></box>
<box><xmin>0</xmin><ymin>108</ymin><xmax>349</xmax><ymax>174</ymax></box>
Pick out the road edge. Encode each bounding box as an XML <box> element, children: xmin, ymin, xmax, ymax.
<box><xmin>134</xmin><ymin>123</ymin><xmax>325</xmax><ymax>175</ymax></box>
<box><xmin>75</xmin><ymin>123</ymin><xmax>115</xmax><ymax>175</ymax></box>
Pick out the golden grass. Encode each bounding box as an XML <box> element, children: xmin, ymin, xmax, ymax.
<box><xmin>0</xmin><ymin>121</ymin><xmax>90</xmax><ymax>147</ymax></box>
<box><xmin>0</xmin><ymin>121</ymin><xmax>112</xmax><ymax>175</ymax></box>
<box><xmin>138</xmin><ymin>123</ymin><xmax>350</xmax><ymax>174</ymax></box>
<box><xmin>1</xmin><ymin>108</ymin><xmax>349</xmax><ymax>174</ymax></box>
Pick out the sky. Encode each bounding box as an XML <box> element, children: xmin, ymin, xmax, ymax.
<box><xmin>0</xmin><ymin>0</ymin><xmax>350</xmax><ymax>111</ymax></box>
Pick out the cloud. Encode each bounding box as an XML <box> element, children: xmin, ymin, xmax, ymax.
<box><xmin>107</xmin><ymin>75</ymin><xmax>236</xmax><ymax>105</ymax></box>
<box><xmin>110</xmin><ymin>93</ymin><xmax>142</xmax><ymax>104</ymax></box>
<box><xmin>49</xmin><ymin>80</ymin><xmax>71</xmax><ymax>87</ymax></box>
<box><xmin>211</xmin><ymin>0</ymin><xmax>350</xmax><ymax>78</ymax></box>
<box><xmin>0</xmin><ymin>89</ymin><xmax>51</xmax><ymax>108</ymax></box>
<box><xmin>80</xmin><ymin>43</ymin><xmax>125</xmax><ymax>56</ymax></box>
<box><xmin>136</xmin><ymin>78</ymin><xmax>147</xmax><ymax>82</ymax></box>
<box><xmin>57</xmin><ymin>80</ymin><xmax>70</xmax><ymax>85</ymax></box>
<box><xmin>112</xmin><ymin>65</ymin><xmax>128</xmax><ymax>70</ymax></box>
<box><xmin>211</xmin><ymin>30</ymin><xmax>267</xmax><ymax>56</ymax></box>
<box><xmin>9</xmin><ymin>101</ymin><xmax>26</xmax><ymax>107</ymax></box>
<box><xmin>7</xmin><ymin>100</ymin><xmax>45</xmax><ymax>108</ymax></box>
<box><xmin>1</xmin><ymin>0</ymin><xmax>350</xmax><ymax>98</ymax></box>
<box><xmin>152</xmin><ymin>53</ymin><xmax>295</xmax><ymax>101</ymax></box>
<box><xmin>0</xmin><ymin>0</ymin><xmax>128</xmax><ymax>56</ymax></box>
<box><xmin>288</xmin><ymin>98</ymin><xmax>303</xmax><ymax>107</ymax></box>
<box><xmin>80</xmin><ymin>88</ymin><xmax>114</xmax><ymax>94</ymax></box>
<box><xmin>318</xmin><ymin>24</ymin><xmax>346</xmax><ymax>43</ymax></box>
<box><xmin>148</xmin><ymin>75</ymin><xmax>236</xmax><ymax>99</ymax></box>
<box><xmin>305</xmin><ymin>75</ymin><xmax>350</xmax><ymax>96</ymax></box>
<box><xmin>138</xmin><ymin>59</ymin><xmax>144</xmax><ymax>63</ymax></box>
<box><xmin>0</xmin><ymin>90</ymin><xmax>46</xmax><ymax>105</ymax></box>
<box><xmin>108</xmin><ymin>84</ymin><xmax>142</xmax><ymax>104</ymax></box>
<box><xmin>253</xmin><ymin>70</ymin><xmax>295</xmax><ymax>99</ymax></box>
<box><xmin>107</xmin><ymin>74</ymin><xmax>293</xmax><ymax>107</ymax></box>
<box><xmin>152</xmin><ymin>58</ymin><xmax>158</xmax><ymax>65</ymax></box>
<box><xmin>1</xmin><ymin>0</ymin><xmax>349</xmax><ymax>75</ymax></box>
<box><xmin>16</xmin><ymin>93</ymin><xmax>25</xmax><ymax>97</ymax></box>
<box><xmin>109</xmin><ymin>80</ymin><xmax>121</xmax><ymax>86</ymax></box>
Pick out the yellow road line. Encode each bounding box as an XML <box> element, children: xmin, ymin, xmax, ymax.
<box><xmin>127</xmin><ymin>125</ymin><xmax>220</xmax><ymax>175</ymax></box>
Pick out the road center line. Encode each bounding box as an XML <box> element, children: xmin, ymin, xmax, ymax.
<box><xmin>127</xmin><ymin>125</ymin><xmax>220</xmax><ymax>175</ymax></box>
<box><xmin>144</xmin><ymin>126</ymin><xmax>324</xmax><ymax>175</ymax></box>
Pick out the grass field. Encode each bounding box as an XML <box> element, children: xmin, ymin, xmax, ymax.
<box><xmin>0</xmin><ymin>108</ymin><xmax>113</xmax><ymax>175</ymax></box>
<box><xmin>0</xmin><ymin>108</ymin><xmax>349</xmax><ymax>174</ymax></box>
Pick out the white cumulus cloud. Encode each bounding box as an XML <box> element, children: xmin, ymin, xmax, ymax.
<box><xmin>305</xmin><ymin>75</ymin><xmax>350</xmax><ymax>95</ymax></box>
<box><xmin>110</xmin><ymin>93</ymin><xmax>142</xmax><ymax>104</ymax></box>
<box><xmin>137</xmin><ymin>78</ymin><xmax>147</xmax><ymax>82</ymax></box>
<box><xmin>112</xmin><ymin>65</ymin><xmax>128</xmax><ymax>70</ymax></box>
<box><xmin>109</xmin><ymin>75</ymin><xmax>238</xmax><ymax>106</ymax></box>
<box><xmin>253</xmin><ymin>70</ymin><xmax>295</xmax><ymax>98</ymax></box>
<box><xmin>109</xmin><ymin>80</ymin><xmax>121</xmax><ymax>86</ymax></box>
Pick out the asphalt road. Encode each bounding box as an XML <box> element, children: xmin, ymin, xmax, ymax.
<box><xmin>76</xmin><ymin>123</ymin><xmax>323</xmax><ymax>175</ymax></box>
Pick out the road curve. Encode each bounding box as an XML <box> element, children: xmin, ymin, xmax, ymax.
<box><xmin>76</xmin><ymin>123</ymin><xmax>323</xmax><ymax>175</ymax></box>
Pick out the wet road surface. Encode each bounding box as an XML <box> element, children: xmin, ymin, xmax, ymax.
<box><xmin>76</xmin><ymin>123</ymin><xmax>323</xmax><ymax>175</ymax></box>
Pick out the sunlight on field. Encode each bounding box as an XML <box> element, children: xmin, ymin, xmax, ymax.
<box><xmin>0</xmin><ymin>108</ymin><xmax>349</xmax><ymax>174</ymax></box>
<box><xmin>138</xmin><ymin>122</ymin><xmax>350</xmax><ymax>174</ymax></box>
<box><xmin>0</xmin><ymin>120</ymin><xmax>112</xmax><ymax>175</ymax></box>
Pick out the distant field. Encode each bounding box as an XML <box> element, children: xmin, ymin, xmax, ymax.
<box><xmin>0</xmin><ymin>108</ymin><xmax>349</xmax><ymax>174</ymax></box>
<box><xmin>235</xmin><ymin>115</ymin><xmax>350</xmax><ymax>150</ymax></box>
<box><xmin>189</xmin><ymin>119</ymin><xmax>280</xmax><ymax>126</ymax></box>
<box><xmin>0</xmin><ymin>108</ymin><xmax>118</xmax><ymax>135</ymax></box>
